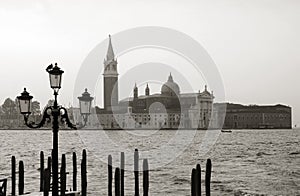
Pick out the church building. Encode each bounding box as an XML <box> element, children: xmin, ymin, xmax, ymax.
<box><xmin>96</xmin><ymin>36</ymin><xmax>215</xmax><ymax>129</ymax></box>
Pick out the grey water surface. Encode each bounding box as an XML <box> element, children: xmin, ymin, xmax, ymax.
<box><xmin>0</xmin><ymin>129</ymin><xmax>299</xmax><ymax>195</ymax></box>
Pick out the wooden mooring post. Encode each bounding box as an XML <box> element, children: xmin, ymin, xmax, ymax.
<box><xmin>11</xmin><ymin>156</ymin><xmax>16</xmax><ymax>196</ymax></box>
<box><xmin>60</xmin><ymin>154</ymin><xmax>66</xmax><ymax>196</ymax></box>
<box><xmin>205</xmin><ymin>159</ymin><xmax>212</xmax><ymax>196</ymax></box>
<box><xmin>47</xmin><ymin>156</ymin><xmax>52</xmax><ymax>175</ymax></box>
<box><xmin>191</xmin><ymin>168</ymin><xmax>196</xmax><ymax>196</ymax></box>
<box><xmin>134</xmin><ymin>149</ymin><xmax>139</xmax><ymax>196</ymax></box>
<box><xmin>108</xmin><ymin>155</ymin><xmax>112</xmax><ymax>196</ymax></box>
<box><xmin>18</xmin><ymin>161</ymin><xmax>24</xmax><ymax>195</ymax></box>
<box><xmin>43</xmin><ymin>168</ymin><xmax>51</xmax><ymax>196</ymax></box>
<box><xmin>73</xmin><ymin>152</ymin><xmax>77</xmax><ymax>192</ymax></box>
<box><xmin>120</xmin><ymin>152</ymin><xmax>125</xmax><ymax>196</ymax></box>
<box><xmin>40</xmin><ymin>151</ymin><xmax>44</xmax><ymax>192</ymax></box>
<box><xmin>143</xmin><ymin>159</ymin><xmax>149</xmax><ymax>196</ymax></box>
<box><xmin>115</xmin><ymin>168</ymin><xmax>120</xmax><ymax>196</ymax></box>
<box><xmin>81</xmin><ymin>149</ymin><xmax>87</xmax><ymax>196</ymax></box>
<box><xmin>196</xmin><ymin>164</ymin><xmax>201</xmax><ymax>195</ymax></box>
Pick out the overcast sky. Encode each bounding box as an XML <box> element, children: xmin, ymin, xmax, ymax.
<box><xmin>0</xmin><ymin>0</ymin><xmax>299</xmax><ymax>125</ymax></box>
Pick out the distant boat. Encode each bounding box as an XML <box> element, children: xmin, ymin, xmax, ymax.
<box><xmin>221</xmin><ymin>129</ymin><xmax>232</xmax><ymax>133</ymax></box>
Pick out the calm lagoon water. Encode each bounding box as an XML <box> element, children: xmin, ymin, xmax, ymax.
<box><xmin>0</xmin><ymin>129</ymin><xmax>299</xmax><ymax>195</ymax></box>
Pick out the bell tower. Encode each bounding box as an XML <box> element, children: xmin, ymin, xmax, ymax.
<box><xmin>145</xmin><ymin>83</ymin><xmax>150</xmax><ymax>96</ymax></box>
<box><xmin>134</xmin><ymin>83</ymin><xmax>138</xmax><ymax>99</ymax></box>
<box><xmin>103</xmin><ymin>35</ymin><xmax>118</xmax><ymax>111</ymax></box>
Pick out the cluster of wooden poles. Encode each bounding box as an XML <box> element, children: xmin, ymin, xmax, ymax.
<box><xmin>7</xmin><ymin>149</ymin><xmax>212</xmax><ymax>196</ymax></box>
<box><xmin>10</xmin><ymin>150</ymin><xmax>87</xmax><ymax>196</ymax></box>
<box><xmin>107</xmin><ymin>149</ymin><xmax>149</xmax><ymax>196</ymax></box>
<box><xmin>10</xmin><ymin>156</ymin><xmax>24</xmax><ymax>195</ymax></box>
<box><xmin>191</xmin><ymin>159</ymin><xmax>212</xmax><ymax>196</ymax></box>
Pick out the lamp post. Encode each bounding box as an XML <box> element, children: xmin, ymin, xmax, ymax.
<box><xmin>17</xmin><ymin>63</ymin><xmax>76</xmax><ymax>196</ymax></box>
<box><xmin>77</xmin><ymin>88</ymin><xmax>94</xmax><ymax>128</ymax></box>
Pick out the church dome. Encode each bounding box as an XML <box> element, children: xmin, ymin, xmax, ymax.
<box><xmin>161</xmin><ymin>73</ymin><xmax>180</xmax><ymax>96</ymax></box>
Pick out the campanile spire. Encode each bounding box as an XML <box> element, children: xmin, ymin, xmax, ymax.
<box><xmin>106</xmin><ymin>34</ymin><xmax>115</xmax><ymax>61</ymax></box>
<box><xmin>103</xmin><ymin>35</ymin><xmax>118</xmax><ymax>110</ymax></box>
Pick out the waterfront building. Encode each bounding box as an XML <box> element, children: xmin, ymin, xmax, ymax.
<box><xmin>222</xmin><ymin>103</ymin><xmax>292</xmax><ymax>129</ymax></box>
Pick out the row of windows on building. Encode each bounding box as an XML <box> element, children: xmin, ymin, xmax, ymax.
<box><xmin>99</xmin><ymin>113</ymin><xmax>183</xmax><ymax>119</ymax></box>
<box><xmin>227</xmin><ymin>114</ymin><xmax>290</xmax><ymax>120</ymax></box>
<box><xmin>101</xmin><ymin>117</ymin><xmax>180</xmax><ymax>124</ymax></box>
<box><xmin>99</xmin><ymin>110</ymin><xmax>212</xmax><ymax>119</ymax></box>
<box><xmin>102</xmin><ymin>120</ymin><xmax>181</xmax><ymax>127</ymax></box>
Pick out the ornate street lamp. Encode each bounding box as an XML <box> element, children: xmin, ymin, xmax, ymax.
<box><xmin>17</xmin><ymin>88</ymin><xmax>33</xmax><ymax>115</ymax></box>
<box><xmin>77</xmin><ymin>88</ymin><xmax>94</xmax><ymax>128</ymax></box>
<box><xmin>47</xmin><ymin>63</ymin><xmax>64</xmax><ymax>90</ymax></box>
<box><xmin>17</xmin><ymin>63</ymin><xmax>76</xmax><ymax>196</ymax></box>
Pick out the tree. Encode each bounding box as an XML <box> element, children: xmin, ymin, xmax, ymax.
<box><xmin>1</xmin><ymin>98</ymin><xmax>18</xmax><ymax>116</ymax></box>
<box><xmin>32</xmin><ymin>101</ymin><xmax>41</xmax><ymax>115</ymax></box>
<box><xmin>0</xmin><ymin>106</ymin><xmax>3</xmax><ymax>114</ymax></box>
